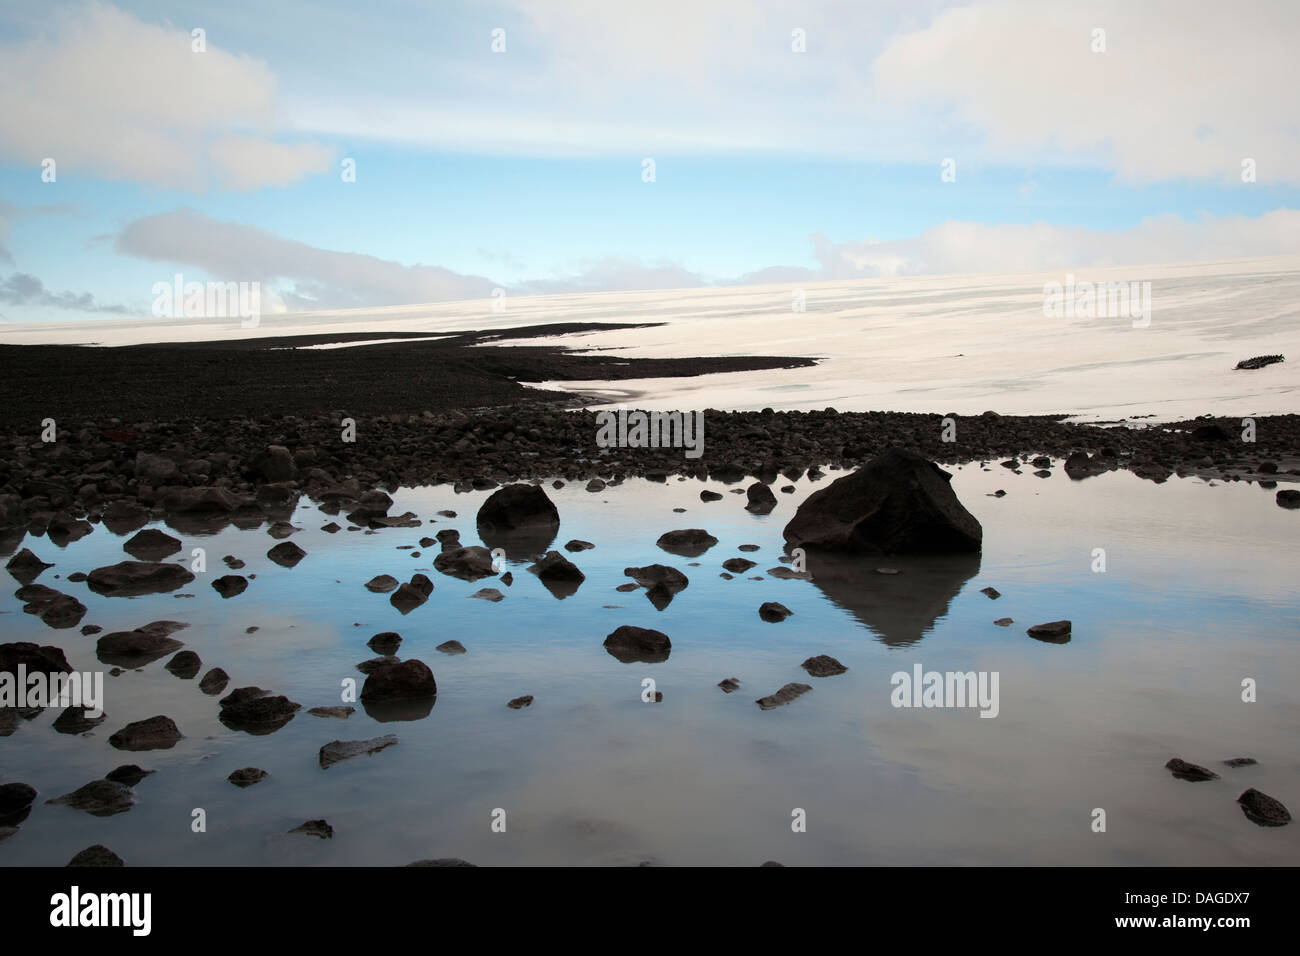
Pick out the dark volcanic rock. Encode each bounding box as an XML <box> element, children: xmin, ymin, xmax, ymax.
<box><xmin>5</xmin><ymin>548</ymin><xmax>53</xmax><ymax>584</ymax></box>
<box><xmin>722</xmin><ymin>557</ymin><xmax>756</xmax><ymax>573</ymax></box>
<box><xmin>308</xmin><ymin>705</ymin><xmax>354</xmax><ymax>719</ymax></box>
<box><xmin>470</xmin><ymin>587</ymin><xmax>503</xmax><ymax>602</ymax></box>
<box><xmin>477</xmin><ymin>483</ymin><xmax>560</xmax><ymax>535</ymax></box>
<box><xmin>1235</xmin><ymin>354</ymin><xmax>1284</xmax><ymax>370</ymax></box>
<box><xmin>67</xmin><ymin>845</ymin><xmax>124</xmax><ymax>867</ymax></box>
<box><xmin>407</xmin><ymin>858</ymin><xmax>477</xmax><ymax>867</ymax></box>
<box><xmin>756</xmin><ymin>682</ymin><xmax>812</xmax><ymax>710</ymax></box>
<box><xmin>368</xmin><ymin>632</ymin><xmax>403</xmax><ymax>655</ymax></box>
<box><xmin>783</xmin><ymin>448</ymin><xmax>981</xmax><ymax>554</ymax></box>
<box><xmin>980</xmin><ymin>586</ymin><xmax>1001</xmax><ymax>599</ymax></box>
<box><xmin>123</xmin><ymin>528</ymin><xmax>182</xmax><ymax>561</ymax></box>
<box><xmin>109</xmin><ymin>715</ymin><xmax>182</xmax><ymax>751</ymax></box>
<box><xmin>700</xmin><ymin>490</ymin><xmax>723</xmax><ymax>502</ymax></box>
<box><xmin>623</xmin><ymin>564</ymin><xmax>689</xmax><ymax>593</ymax></box>
<box><xmin>0</xmin><ymin>641</ymin><xmax>72</xmax><ymax>676</ymax></box>
<box><xmin>436</xmin><ymin>640</ymin><xmax>466</xmax><ymax>654</ymax></box>
<box><xmin>1026</xmin><ymin>620</ymin><xmax>1072</xmax><ymax>643</ymax></box>
<box><xmin>1165</xmin><ymin>758</ymin><xmax>1219</xmax><ymax>781</ymax></box>
<box><xmin>53</xmin><ymin>706</ymin><xmax>107</xmax><ymax>735</ymax></box>
<box><xmin>165</xmin><ymin>650</ymin><xmax>202</xmax><ymax>679</ymax></box>
<box><xmin>1277</xmin><ymin>489</ymin><xmax>1300</xmax><ymax>509</ymax></box>
<box><xmin>1237</xmin><ymin>788</ymin><xmax>1291</xmax><ymax>826</ymax></box>
<box><xmin>656</xmin><ymin>528</ymin><xmax>719</xmax><ymax>557</ymax></box>
<box><xmin>506</xmin><ymin>695</ymin><xmax>534</xmax><ymax>710</ymax></box>
<box><xmin>801</xmin><ymin>655</ymin><xmax>847</xmax><ymax>677</ymax></box>
<box><xmin>15</xmin><ymin>584</ymin><xmax>86</xmax><ymax>628</ymax></box>
<box><xmin>87</xmin><ymin>560</ymin><xmax>195</xmax><ymax>596</ymax></box>
<box><xmin>390</xmin><ymin>573</ymin><xmax>434</xmax><ymax>613</ymax></box>
<box><xmin>528</xmin><ymin>550</ymin><xmax>585</xmax><ymax>598</ymax></box>
<box><xmin>198</xmin><ymin>667</ymin><xmax>230</xmax><ymax>695</ymax></box>
<box><xmin>718</xmin><ymin>677</ymin><xmax>741</xmax><ymax>693</ymax></box>
<box><xmin>266</xmin><ymin>541</ymin><xmax>307</xmax><ymax>567</ymax></box>
<box><xmin>289</xmin><ymin>819</ymin><xmax>333</xmax><ymax>839</ymax></box>
<box><xmin>48</xmin><ymin>780</ymin><xmax>135</xmax><ymax>817</ymax></box>
<box><xmin>104</xmin><ymin>765</ymin><xmax>152</xmax><ymax>786</ymax></box>
<box><xmin>564</xmin><ymin>539</ymin><xmax>595</xmax><ymax>552</ymax></box>
<box><xmin>433</xmin><ymin>545</ymin><xmax>496</xmax><ymax>581</ymax></box>
<box><xmin>759</xmin><ymin>601</ymin><xmax>793</xmax><ymax>622</ymax></box>
<box><xmin>360</xmin><ymin>659</ymin><xmax>437</xmax><ymax>702</ymax></box>
<box><xmin>319</xmin><ymin>734</ymin><xmax>399</xmax><ymax>768</ymax></box>
<box><xmin>218</xmin><ymin>687</ymin><xmax>301</xmax><ymax>734</ymax></box>
<box><xmin>745</xmin><ymin>482</ymin><xmax>778</xmax><ymax>514</ymax></box>
<box><xmin>96</xmin><ymin>621</ymin><xmax>188</xmax><ymax>667</ymax></box>
<box><xmin>228</xmin><ymin>767</ymin><xmax>268</xmax><ymax>788</ymax></box>
<box><xmin>603</xmin><ymin>625</ymin><xmax>671</xmax><ymax>664</ymax></box>
<box><xmin>365</xmin><ymin>574</ymin><xmax>400</xmax><ymax>593</ymax></box>
<box><xmin>212</xmin><ymin>574</ymin><xmax>248</xmax><ymax>598</ymax></box>
<box><xmin>1223</xmin><ymin>757</ymin><xmax>1258</xmax><ymax>768</ymax></box>
<box><xmin>0</xmin><ymin>782</ymin><xmax>37</xmax><ymax>820</ymax></box>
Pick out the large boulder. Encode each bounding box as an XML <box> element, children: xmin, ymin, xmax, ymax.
<box><xmin>87</xmin><ymin>561</ymin><xmax>195</xmax><ymax>596</ymax></box>
<box><xmin>782</xmin><ymin>448</ymin><xmax>981</xmax><ymax>554</ymax></box>
<box><xmin>603</xmin><ymin>625</ymin><xmax>672</xmax><ymax>664</ymax></box>
<box><xmin>476</xmin><ymin>484</ymin><xmax>560</xmax><ymax>533</ymax></box>
<box><xmin>360</xmin><ymin>659</ymin><xmax>437</xmax><ymax>702</ymax></box>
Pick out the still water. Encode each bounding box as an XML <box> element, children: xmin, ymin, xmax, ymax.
<box><xmin>2</xmin><ymin>463</ymin><xmax>1297</xmax><ymax>865</ymax></box>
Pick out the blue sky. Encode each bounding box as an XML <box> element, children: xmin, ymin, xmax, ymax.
<box><xmin>2</xmin><ymin>0</ymin><xmax>1299</xmax><ymax>323</ymax></box>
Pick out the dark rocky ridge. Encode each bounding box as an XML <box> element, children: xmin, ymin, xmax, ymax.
<box><xmin>0</xmin><ymin>328</ymin><xmax>1296</xmax><ymax>538</ymax></box>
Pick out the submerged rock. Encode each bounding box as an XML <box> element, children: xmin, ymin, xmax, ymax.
<box><xmin>603</xmin><ymin>625</ymin><xmax>672</xmax><ymax>664</ymax></box>
<box><xmin>212</xmin><ymin>574</ymin><xmax>248</xmax><ymax>598</ymax></box>
<box><xmin>289</xmin><ymin>819</ymin><xmax>333</xmax><ymax>839</ymax></box>
<box><xmin>360</xmin><ymin>659</ymin><xmax>437</xmax><ymax>702</ymax></box>
<box><xmin>109</xmin><ymin>715</ymin><xmax>183</xmax><ymax>751</ymax></box>
<box><xmin>1026</xmin><ymin>620</ymin><xmax>1072</xmax><ymax>643</ymax></box>
<box><xmin>5</xmin><ymin>548</ymin><xmax>53</xmax><ymax>585</ymax></box>
<box><xmin>507</xmin><ymin>695</ymin><xmax>534</xmax><ymax>710</ymax></box>
<box><xmin>433</xmin><ymin>545</ymin><xmax>496</xmax><ymax>581</ymax></box>
<box><xmin>319</xmin><ymin>734</ymin><xmax>398</xmax><ymax>768</ymax></box>
<box><xmin>801</xmin><ymin>655</ymin><xmax>847</xmax><ymax>677</ymax></box>
<box><xmin>53</xmin><ymin>705</ymin><xmax>107</xmax><ymax>735</ymax></box>
<box><xmin>67</xmin><ymin>845</ymin><xmax>125</xmax><ymax>867</ymax></box>
<box><xmin>104</xmin><ymin>765</ymin><xmax>153</xmax><ymax>786</ymax></box>
<box><xmin>1237</xmin><ymin>788</ymin><xmax>1291</xmax><ymax>826</ymax></box>
<box><xmin>228</xmin><ymin>768</ymin><xmax>268</xmax><ymax>788</ymax></box>
<box><xmin>218</xmin><ymin>687</ymin><xmax>301</xmax><ymax>734</ymax></box>
<box><xmin>123</xmin><ymin>528</ymin><xmax>182</xmax><ymax>561</ymax></box>
<box><xmin>660</xmin><ymin>528</ymin><xmax>722</xmax><ymax>556</ymax></box>
<box><xmin>164</xmin><ymin>650</ymin><xmax>201</xmax><ymax>679</ymax></box>
<box><xmin>1223</xmin><ymin>757</ymin><xmax>1258</xmax><ymax>768</ymax></box>
<box><xmin>87</xmin><ymin>561</ymin><xmax>195</xmax><ymax>597</ymax></box>
<box><xmin>47</xmin><ymin>780</ymin><xmax>135</xmax><ymax>817</ymax></box>
<box><xmin>1165</xmin><ymin>758</ymin><xmax>1219</xmax><ymax>782</ymax></box>
<box><xmin>266</xmin><ymin>541</ymin><xmax>307</xmax><ymax>567</ymax></box>
<box><xmin>718</xmin><ymin>678</ymin><xmax>741</xmax><ymax>693</ymax></box>
<box><xmin>365</xmin><ymin>574</ymin><xmax>400</xmax><ymax>593</ymax></box>
<box><xmin>198</xmin><ymin>667</ymin><xmax>230</xmax><ymax>695</ymax></box>
<box><xmin>756</xmin><ymin>682</ymin><xmax>812</xmax><ymax>710</ymax></box>
<box><xmin>308</xmin><ymin>706</ymin><xmax>354</xmax><ymax>719</ymax></box>
<box><xmin>436</xmin><ymin>640</ymin><xmax>467</xmax><ymax>655</ymax></box>
<box><xmin>407</xmin><ymin>858</ymin><xmax>477</xmax><ymax>867</ymax></box>
<box><xmin>96</xmin><ymin>621</ymin><xmax>188</xmax><ymax>667</ymax></box>
<box><xmin>15</xmin><ymin>584</ymin><xmax>86</xmax><ymax>629</ymax></box>
<box><xmin>367</xmin><ymin>632</ymin><xmax>403</xmax><ymax>655</ymax></box>
<box><xmin>528</xmin><ymin>551</ymin><xmax>585</xmax><ymax>597</ymax></box>
<box><xmin>759</xmin><ymin>601</ymin><xmax>793</xmax><ymax>622</ymax></box>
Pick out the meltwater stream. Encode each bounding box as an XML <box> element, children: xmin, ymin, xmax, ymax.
<box><xmin>1</xmin><ymin>464</ymin><xmax>1297</xmax><ymax>866</ymax></box>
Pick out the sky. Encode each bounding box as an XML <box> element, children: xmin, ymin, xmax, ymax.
<box><xmin>1</xmin><ymin>0</ymin><xmax>1299</xmax><ymax>324</ymax></box>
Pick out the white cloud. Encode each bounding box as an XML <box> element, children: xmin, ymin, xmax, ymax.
<box><xmin>0</xmin><ymin>2</ymin><xmax>332</xmax><ymax>190</ymax></box>
<box><xmin>115</xmin><ymin>209</ymin><xmax>496</xmax><ymax>309</ymax></box>
<box><xmin>871</xmin><ymin>0</ymin><xmax>1300</xmax><ymax>183</ymax></box>
<box><xmin>808</xmin><ymin>209</ymin><xmax>1300</xmax><ymax>278</ymax></box>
